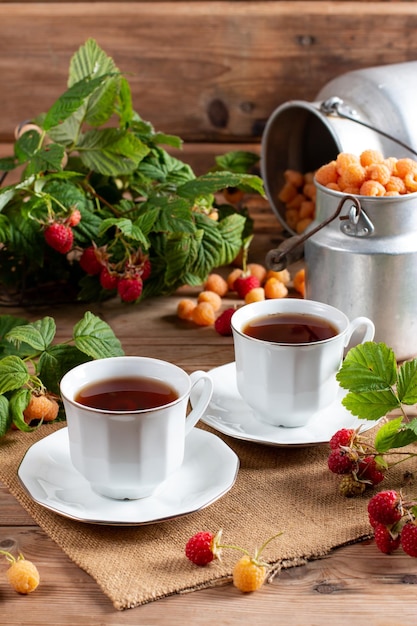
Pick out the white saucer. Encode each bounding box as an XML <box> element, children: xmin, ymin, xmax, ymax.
<box><xmin>17</xmin><ymin>427</ymin><xmax>239</xmax><ymax>525</ymax></box>
<box><xmin>191</xmin><ymin>362</ymin><xmax>377</xmax><ymax>447</ymax></box>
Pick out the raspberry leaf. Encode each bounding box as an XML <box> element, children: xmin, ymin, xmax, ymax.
<box><xmin>5</xmin><ymin>317</ymin><xmax>56</xmax><ymax>352</ymax></box>
<box><xmin>9</xmin><ymin>388</ymin><xmax>39</xmax><ymax>433</ymax></box>
<box><xmin>397</xmin><ymin>359</ymin><xmax>417</xmax><ymax>405</ymax></box>
<box><xmin>73</xmin><ymin>311</ymin><xmax>124</xmax><ymax>359</ymax></box>
<box><xmin>374</xmin><ymin>417</ymin><xmax>417</xmax><ymax>453</ymax></box>
<box><xmin>38</xmin><ymin>345</ymin><xmax>92</xmax><ymax>395</ymax></box>
<box><xmin>337</xmin><ymin>342</ymin><xmax>398</xmax><ymax>392</ymax></box>
<box><xmin>0</xmin><ymin>356</ymin><xmax>30</xmax><ymax>394</ymax></box>
<box><xmin>0</xmin><ymin>395</ymin><xmax>11</xmax><ymax>438</ymax></box>
<box><xmin>341</xmin><ymin>389</ymin><xmax>400</xmax><ymax>421</ymax></box>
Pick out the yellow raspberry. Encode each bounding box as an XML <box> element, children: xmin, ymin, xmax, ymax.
<box><xmin>266</xmin><ymin>269</ymin><xmax>290</xmax><ymax>285</ymax></box>
<box><xmin>177</xmin><ymin>299</ymin><xmax>196</xmax><ymax>321</ymax></box>
<box><xmin>197</xmin><ymin>290</ymin><xmax>222</xmax><ymax>312</ymax></box>
<box><xmin>232</xmin><ymin>556</ymin><xmax>266</xmax><ymax>593</ymax></box>
<box><xmin>23</xmin><ymin>393</ymin><xmax>56</xmax><ymax>424</ymax></box>
<box><xmin>393</xmin><ymin>157</ymin><xmax>417</xmax><ymax>179</ymax></box>
<box><xmin>43</xmin><ymin>397</ymin><xmax>59</xmax><ymax>422</ymax></box>
<box><xmin>296</xmin><ymin>217</ymin><xmax>313</xmax><ymax>234</ymax></box>
<box><xmin>314</xmin><ymin>161</ymin><xmax>338</xmax><ymax>186</ymax></box>
<box><xmin>359</xmin><ymin>149</ymin><xmax>384</xmax><ymax>167</ymax></box>
<box><xmin>283</xmin><ymin>169</ymin><xmax>304</xmax><ymax>188</ymax></box>
<box><xmin>247</xmin><ymin>263</ymin><xmax>267</xmax><ymax>284</ymax></box>
<box><xmin>204</xmin><ymin>273</ymin><xmax>228</xmax><ymax>296</ymax></box>
<box><xmin>227</xmin><ymin>268</ymin><xmax>243</xmax><ymax>290</ymax></box>
<box><xmin>6</xmin><ymin>556</ymin><xmax>40</xmax><ymax>594</ymax></box>
<box><xmin>264</xmin><ymin>277</ymin><xmax>288</xmax><ymax>299</ymax></box>
<box><xmin>191</xmin><ymin>302</ymin><xmax>216</xmax><ymax>326</ymax></box>
<box><xmin>359</xmin><ymin>180</ymin><xmax>386</xmax><ymax>197</ymax></box>
<box><xmin>277</xmin><ymin>181</ymin><xmax>298</xmax><ymax>203</ymax></box>
<box><xmin>286</xmin><ymin>193</ymin><xmax>305</xmax><ymax>211</ymax></box>
<box><xmin>336</xmin><ymin>152</ymin><xmax>360</xmax><ymax>175</ymax></box>
<box><xmin>386</xmin><ymin>176</ymin><xmax>406</xmax><ymax>194</ymax></box>
<box><xmin>365</xmin><ymin>163</ymin><xmax>391</xmax><ymax>186</ymax></box>
<box><xmin>293</xmin><ymin>268</ymin><xmax>306</xmax><ymax>297</ymax></box>
<box><xmin>245</xmin><ymin>287</ymin><xmax>265</xmax><ymax>304</ymax></box>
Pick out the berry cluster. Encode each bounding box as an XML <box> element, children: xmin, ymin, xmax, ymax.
<box><xmin>177</xmin><ymin>264</ymin><xmax>305</xmax><ymax>335</ymax></box>
<box><xmin>79</xmin><ymin>245</ymin><xmax>151</xmax><ymax>303</ymax></box>
<box><xmin>185</xmin><ymin>530</ymin><xmax>282</xmax><ymax>593</ymax></box>
<box><xmin>0</xmin><ymin>550</ymin><xmax>40</xmax><ymax>595</ymax></box>
<box><xmin>327</xmin><ymin>428</ymin><xmax>386</xmax><ymax>497</ymax></box>
<box><xmin>368</xmin><ymin>490</ymin><xmax>417</xmax><ymax>557</ymax></box>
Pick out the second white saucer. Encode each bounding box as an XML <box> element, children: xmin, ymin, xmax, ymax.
<box><xmin>191</xmin><ymin>362</ymin><xmax>378</xmax><ymax>447</ymax></box>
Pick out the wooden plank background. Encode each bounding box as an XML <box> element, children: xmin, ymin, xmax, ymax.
<box><xmin>0</xmin><ymin>1</ymin><xmax>417</xmax><ymax>153</ymax></box>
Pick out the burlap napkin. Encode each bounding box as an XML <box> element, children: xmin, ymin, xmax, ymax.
<box><xmin>1</xmin><ymin>421</ymin><xmax>391</xmax><ymax>610</ymax></box>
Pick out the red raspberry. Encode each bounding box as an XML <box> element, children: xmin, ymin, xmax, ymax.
<box><xmin>67</xmin><ymin>209</ymin><xmax>82</xmax><ymax>226</ymax></box>
<box><xmin>374</xmin><ymin>523</ymin><xmax>401</xmax><ymax>554</ymax></box>
<box><xmin>44</xmin><ymin>223</ymin><xmax>73</xmax><ymax>254</ymax></box>
<box><xmin>367</xmin><ymin>490</ymin><xmax>402</xmax><ymax>526</ymax></box>
<box><xmin>99</xmin><ymin>267</ymin><xmax>119</xmax><ymax>290</ymax></box>
<box><xmin>327</xmin><ymin>449</ymin><xmax>356</xmax><ymax>475</ymax></box>
<box><xmin>358</xmin><ymin>456</ymin><xmax>385</xmax><ymax>486</ymax></box>
<box><xmin>329</xmin><ymin>428</ymin><xmax>355</xmax><ymax>450</ymax></box>
<box><xmin>401</xmin><ymin>521</ymin><xmax>417</xmax><ymax>557</ymax></box>
<box><xmin>79</xmin><ymin>246</ymin><xmax>102</xmax><ymax>275</ymax></box>
<box><xmin>117</xmin><ymin>276</ymin><xmax>143</xmax><ymax>302</ymax></box>
<box><xmin>234</xmin><ymin>275</ymin><xmax>261</xmax><ymax>298</ymax></box>
<box><xmin>185</xmin><ymin>531</ymin><xmax>222</xmax><ymax>566</ymax></box>
<box><xmin>214</xmin><ymin>308</ymin><xmax>235</xmax><ymax>336</ymax></box>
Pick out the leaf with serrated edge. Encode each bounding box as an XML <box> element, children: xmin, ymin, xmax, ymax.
<box><xmin>73</xmin><ymin>312</ymin><xmax>124</xmax><ymax>359</ymax></box>
<box><xmin>10</xmin><ymin>388</ymin><xmax>39</xmax><ymax>433</ymax></box>
<box><xmin>5</xmin><ymin>317</ymin><xmax>56</xmax><ymax>352</ymax></box>
<box><xmin>397</xmin><ymin>358</ymin><xmax>417</xmax><ymax>405</ymax></box>
<box><xmin>341</xmin><ymin>388</ymin><xmax>400</xmax><ymax>420</ymax></box>
<box><xmin>336</xmin><ymin>342</ymin><xmax>398</xmax><ymax>392</ymax></box>
<box><xmin>0</xmin><ymin>356</ymin><xmax>29</xmax><ymax>393</ymax></box>
<box><xmin>0</xmin><ymin>395</ymin><xmax>11</xmax><ymax>438</ymax></box>
<box><xmin>374</xmin><ymin>417</ymin><xmax>417</xmax><ymax>453</ymax></box>
<box><xmin>39</xmin><ymin>345</ymin><xmax>92</xmax><ymax>395</ymax></box>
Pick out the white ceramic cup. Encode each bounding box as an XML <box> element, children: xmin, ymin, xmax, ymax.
<box><xmin>60</xmin><ymin>356</ymin><xmax>213</xmax><ymax>500</ymax></box>
<box><xmin>231</xmin><ymin>299</ymin><xmax>375</xmax><ymax>428</ymax></box>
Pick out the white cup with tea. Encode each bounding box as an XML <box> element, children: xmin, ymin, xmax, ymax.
<box><xmin>60</xmin><ymin>356</ymin><xmax>213</xmax><ymax>500</ymax></box>
<box><xmin>231</xmin><ymin>299</ymin><xmax>375</xmax><ymax>428</ymax></box>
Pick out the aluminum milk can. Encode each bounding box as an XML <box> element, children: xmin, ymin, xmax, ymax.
<box><xmin>303</xmin><ymin>185</ymin><xmax>417</xmax><ymax>361</ymax></box>
<box><xmin>261</xmin><ymin>60</ymin><xmax>417</xmax><ymax>359</ymax></box>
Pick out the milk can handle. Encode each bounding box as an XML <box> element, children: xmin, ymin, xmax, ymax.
<box><xmin>266</xmin><ymin>195</ymin><xmax>362</xmax><ymax>271</ymax></box>
<box><xmin>320</xmin><ymin>97</ymin><xmax>417</xmax><ymax>158</ymax></box>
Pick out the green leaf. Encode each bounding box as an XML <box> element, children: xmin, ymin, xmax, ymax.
<box><xmin>43</xmin><ymin>75</ymin><xmax>111</xmax><ymax>131</ymax></box>
<box><xmin>341</xmin><ymin>389</ymin><xmax>400</xmax><ymax>420</ymax></box>
<box><xmin>5</xmin><ymin>317</ymin><xmax>56</xmax><ymax>352</ymax></box>
<box><xmin>0</xmin><ymin>395</ymin><xmax>11</xmax><ymax>438</ymax></box>
<box><xmin>39</xmin><ymin>345</ymin><xmax>92</xmax><ymax>395</ymax></box>
<box><xmin>98</xmin><ymin>217</ymin><xmax>148</xmax><ymax>245</ymax></box>
<box><xmin>77</xmin><ymin>128</ymin><xmax>149</xmax><ymax>176</ymax></box>
<box><xmin>73</xmin><ymin>311</ymin><xmax>124</xmax><ymax>359</ymax></box>
<box><xmin>0</xmin><ymin>315</ymin><xmax>28</xmax><ymax>339</ymax></box>
<box><xmin>397</xmin><ymin>358</ymin><xmax>417</xmax><ymax>405</ymax></box>
<box><xmin>178</xmin><ymin>171</ymin><xmax>265</xmax><ymax>200</ymax></box>
<box><xmin>336</xmin><ymin>342</ymin><xmax>398</xmax><ymax>392</ymax></box>
<box><xmin>0</xmin><ymin>186</ymin><xmax>17</xmax><ymax>212</ymax></box>
<box><xmin>24</xmin><ymin>143</ymin><xmax>66</xmax><ymax>176</ymax></box>
<box><xmin>216</xmin><ymin>213</ymin><xmax>247</xmax><ymax>265</ymax></box>
<box><xmin>0</xmin><ymin>156</ymin><xmax>18</xmax><ymax>172</ymax></box>
<box><xmin>10</xmin><ymin>388</ymin><xmax>39</xmax><ymax>433</ymax></box>
<box><xmin>374</xmin><ymin>417</ymin><xmax>417</xmax><ymax>453</ymax></box>
<box><xmin>0</xmin><ymin>356</ymin><xmax>29</xmax><ymax>393</ymax></box>
<box><xmin>215</xmin><ymin>150</ymin><xmax>260</xmax><ymax>173</ymax></box>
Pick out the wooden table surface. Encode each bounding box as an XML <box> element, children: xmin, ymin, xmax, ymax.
<box><xmin>2</xmin><ymin>230</ymin><xmax>417</xmax><ymax>626</ymax></box>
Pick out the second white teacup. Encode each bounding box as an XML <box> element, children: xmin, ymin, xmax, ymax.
<box><xmin>231</xmin><ymin>299</ymin><xmax>375</xmax><ymax>428</ymax></box>
<box><xmin>60</xmin><ymin>356</ymin><xmax>213</xmax><ymax>500</ymax></box>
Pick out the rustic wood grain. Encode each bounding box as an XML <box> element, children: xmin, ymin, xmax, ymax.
<box><xmin>1</xmin><ymin>2</ymin><xmax>417</xmax><ymax>143</ymax></box>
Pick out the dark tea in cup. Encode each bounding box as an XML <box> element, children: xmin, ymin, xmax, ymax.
<box><xmin>242</xmin><ymin>313</ymin><xmax>338</xmax><ymax>344</ymax></box>
<box><xmin>74</xmin><ymin>376</ymin><xmax>178</xmax><ymax>411</ymax></box>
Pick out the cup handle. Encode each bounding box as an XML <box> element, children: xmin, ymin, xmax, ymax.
<box><xmin>344</xmin><ymin>316</ymin><xmax>375</xmax><ymax>348</ymax></box>
<box><xmin>185</xmin><ymin>371</ymin><xmax>214</xmax><ymax>435</ymax></box>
